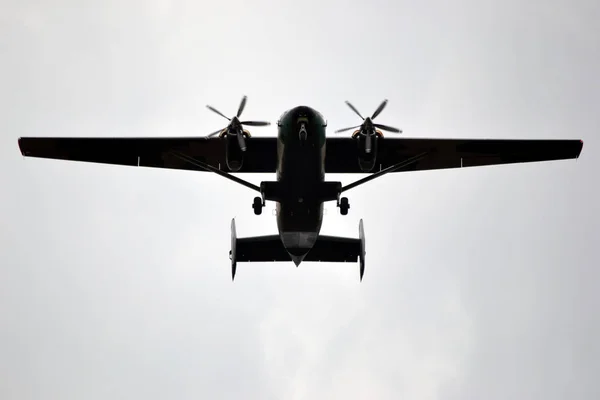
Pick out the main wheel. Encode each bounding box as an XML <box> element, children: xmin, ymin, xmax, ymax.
<box><xmin>339</xmin><ymin>197</ymin><xmax>349</xmax><ymax>215</ymax></box>
<box><xmin>253</xmin><ymin>196</ymin><xmax>263</xmax><ymax>215</ymax></box>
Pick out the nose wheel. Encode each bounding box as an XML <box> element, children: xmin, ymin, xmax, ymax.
<box><xmin>253</xmin><ymin>196</ymin><xmax>264</xmax><ymax>215</ymax></box>
<box><xmin>338</xmin><ymin>196</ymin><xmax>349</xmax><ymax>215</ymax></box>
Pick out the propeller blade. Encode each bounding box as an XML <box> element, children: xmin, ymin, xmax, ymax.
<box><xmin>335</xmin><ymin>125</ymin><xmax>361</xmax><ymax>133</ymax></box>
<box><xmin>371</xmin><ymin>99</ymin><xmax>388</xmax><ymax>119</ymax></box>
<box><xmin>206</xmin><ymin>128</ymin><xmax>224</xmax><ymax>138</ymax></box>
<box><xmin>237</xmin><ymin>130</ymin><xmax>247</xmax><ymax>151</ymax></box>
<box><xmin>345</xmin><ymin>101</ymin><xmax>364</xmax><ymax>120</ymax></box>
<box><xmin>237</xmin><ymin>95</ymin><xmax>247</xmax><ymax>117</ymax></box>
<box><xmin>206</xmin><ymin>105</ymin><xmax>230</xmax><ymax>121</ymax></box>
<box><xmin>374</xmin><ymin>123</ymin><xmax>402</xmax><ymax>133</ymax></box>
<box><xmin>240</xmin><ymin>121</ymin><xmax>271</xmax><ymax>126</ymax></box>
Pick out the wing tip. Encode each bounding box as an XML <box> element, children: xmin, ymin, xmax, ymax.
<box><xmin>17</xmin><ymin>137</ymin><xmax>34</xmax><ymax>157</ymax></box>
<box><xmin>17</xmin><ymin>137</ymin><xmax>26</xmax><ymax>156</ymax></box>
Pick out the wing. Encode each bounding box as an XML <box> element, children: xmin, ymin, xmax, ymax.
<box><xmin>324</xmin><ymin>137</ymin><xmax>584</xmax><ymax>173</ymax></box>
<box><xmin>17</xmin><ymin>136</ymin><xmax>278</xmax><ymax>173</ymax></box>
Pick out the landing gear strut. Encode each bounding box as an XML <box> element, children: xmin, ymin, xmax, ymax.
<box><xmin>338</xmin><ymin>196</ymin><xmax>349</xmax><ymax>215</ymax></box>
<box><xmin>252</xmin><ymin>196</ymin><xmax>264</xmax><ymax>215</ymax></box>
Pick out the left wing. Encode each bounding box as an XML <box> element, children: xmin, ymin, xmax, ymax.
<box><xmin>325</xmin><ymin>137</ymin><xmax>584</xmax><ymax>173</ymax></box>
<box><xmin>17</xmin><ymin>136</ymin><xmax>278</xmax><ymax>173</ymax></box>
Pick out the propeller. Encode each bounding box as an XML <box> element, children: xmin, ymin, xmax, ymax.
<box><xmin>206</xmin><ymin>96</ymin><xmax>271</xmax><ymax>151</ymax></box>
<box><xmin>335</xmin><ymin>99</ymin><xmax>402</xmax><ymax>153</ymax></box>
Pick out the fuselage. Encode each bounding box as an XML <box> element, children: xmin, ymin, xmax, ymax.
<box><xmin>275</xmin><ymin>106</ymin><xmax>327</xmax><ymax>264</ymax></box>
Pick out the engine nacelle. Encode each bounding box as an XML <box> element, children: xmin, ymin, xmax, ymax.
<box><xmin>221</xmin><ymin>129</ymin><xmax>251</xmax><ymax>172</ymax></box>
<box><xmin>352</xmin><ymin>129</ymin><xmax>383</xmax><ymax>172</ymax></box>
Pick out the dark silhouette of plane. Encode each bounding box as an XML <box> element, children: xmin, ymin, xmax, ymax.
<box><xmin>17</xmin><ymin>97</ymin><xmax>584</xmax><ymax>281</ymax></box>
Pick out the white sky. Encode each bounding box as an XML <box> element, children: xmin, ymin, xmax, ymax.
<box><xmin>1</xmin><ymin>0</ymin><xmax>599</xmax><ymax>399</ymax></box>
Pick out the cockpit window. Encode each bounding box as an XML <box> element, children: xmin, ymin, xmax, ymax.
<box><xmin>277</xmin><ymin>106</ymin><xmax>327</xmax><ymax>131</ymax></box>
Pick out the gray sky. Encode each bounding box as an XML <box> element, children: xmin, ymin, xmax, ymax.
<box><xmin>1</xmin><ymin>0</ymin><xmax>599</xmax><ymax>399</ymax></box>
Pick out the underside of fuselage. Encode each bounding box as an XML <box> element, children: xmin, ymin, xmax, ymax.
<box><xmin>275</xmin><ymin>106</ymin><xmax>328</xmax><ymax>263</ymax></box>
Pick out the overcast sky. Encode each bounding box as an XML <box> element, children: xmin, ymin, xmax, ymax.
<box><xmin>1</xmin><ymin>0</ymin><xmax>599</xmax><ymax>399</ymax></box>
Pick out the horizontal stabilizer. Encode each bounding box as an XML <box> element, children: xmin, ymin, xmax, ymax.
<box><xmin>235</xmin><ymin>235</ymin><xmax>361</xmax><ymax>263</ymax></box>
<box><xmin>237</xmin><ymin>235</ymin><xmax>290</xmax><ymax>262</ymax></box>
<box><xmin>304</xmin><ymin>235</ymin><xmax>361</xmax><ymax>262</ymax></box>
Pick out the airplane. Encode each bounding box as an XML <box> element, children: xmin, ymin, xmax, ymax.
<box><xmin>17</xmin><ymin>96</ymin><xmax>584</xmax><ymax>281</ymax></box>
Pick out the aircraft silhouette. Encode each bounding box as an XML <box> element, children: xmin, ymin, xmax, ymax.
<box><xmin>18</xmin><ymin>97</ymin><xmax>583</xmax><ymax>281</ymax></box>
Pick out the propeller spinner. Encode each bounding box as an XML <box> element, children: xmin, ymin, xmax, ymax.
<box><xmin>206</xmin><ymin>96</ymin><xmax>271</xmax><ymax>151</ymax></box>
<box><xmin>335</xmin><ymin>99</ymin><xmax>402</xmax><ymax>153</ymax></box>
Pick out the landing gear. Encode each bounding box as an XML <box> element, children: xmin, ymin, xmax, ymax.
<box><xmin>338</xmin><ymin>196</ymin><xmax>349</xmax><ymax>215</ymax></box>
<box><xmin>252</xmin><ymin>196</ymin><xmax>264</xmax><ymax>215</ymax></box>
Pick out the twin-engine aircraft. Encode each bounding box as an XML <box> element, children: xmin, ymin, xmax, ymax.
<box><xmin>17</xmin><ymin>97</ymin><xmax>584</xmax><ymax>281</ymax></box>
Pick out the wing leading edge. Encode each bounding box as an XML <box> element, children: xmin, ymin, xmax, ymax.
<box><xmin>17</xmin><ymin>136</ymin><xmax>278</xmax><ymax>173</ymax></box>
<box><xmin>325</xmin><ymin>137</ymin><xmax>584</xmax><ymax>173</ymax></box>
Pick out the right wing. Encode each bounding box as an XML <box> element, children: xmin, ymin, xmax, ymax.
<box><xmin>17</xmin><ymin>136</ymin><xmax>278</xmax><ymax>173</ymax></box>
<box><xmin>325</xmin><ymin>137</ymin><xmax>584</xmax><ymax>173</ymax></box>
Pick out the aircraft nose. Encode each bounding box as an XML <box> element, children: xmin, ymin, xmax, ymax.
<box><xmin>296</xmin><ymin>113</ymin><xmax>312</xmax><ymax>142</ymax></box>
<box><xmin>299</xmin><ymin>122</ymin><xmax>308</xmax><ymax>140</ymax></box>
